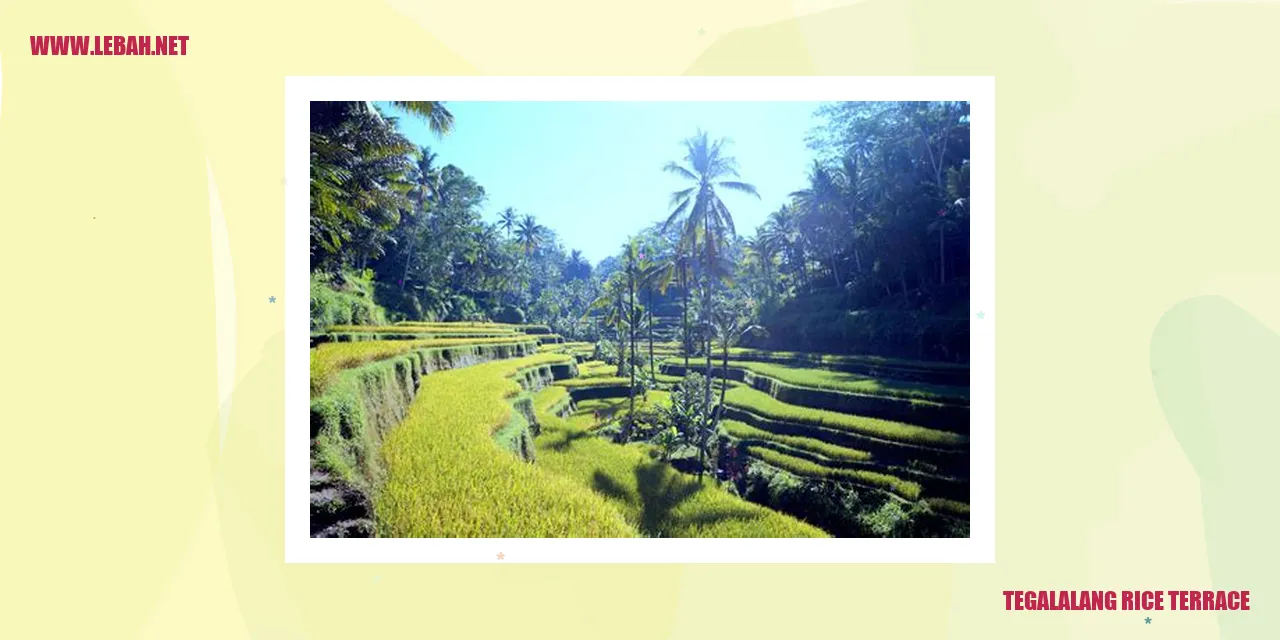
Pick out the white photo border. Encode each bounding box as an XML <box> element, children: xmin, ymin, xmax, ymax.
<box><xmin>285</xmin><ymin>76</ymin><xmax>995</xmax><ymax>563</ymax></box>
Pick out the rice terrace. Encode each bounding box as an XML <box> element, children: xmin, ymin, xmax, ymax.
<box><xmin>309</xmin><ymin>99</ymin><xmax>972</xmax><ymax>538</ymax></box>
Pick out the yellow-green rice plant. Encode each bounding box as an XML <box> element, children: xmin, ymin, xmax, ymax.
<box><xmin>721</xmin><ymin>420</ymin><xmax>872</xmax><ymax>465</ymax></box>
<box><xmin>723</xmin><ymin>386</ymin><xmax>967</xmax><ymax>449</ymax></box>
<box><xmin>376</xmin><ymin>353</ymin><xmax>637</xmax><ymax>537</ymax></box>
<box><xmin>311</xmin><ymin>336</ymin><xmax>537</xmax><ymax>393</ymax></box>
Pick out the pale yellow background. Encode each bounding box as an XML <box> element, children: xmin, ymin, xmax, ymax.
<box><xmin>2</xmin><ymin>1</ymin><xmax>1278</xmax><ymax>638</ymax></box>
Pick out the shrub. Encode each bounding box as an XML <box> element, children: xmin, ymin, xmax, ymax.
<box><xmin>737</xmin><ymin>465</ymin><xmax>867</xmax><ymax>537</ymax></box>
<box><xmin>311</xmin><ymin>271</ymin><xmax>386</xmax><ymax>331</ymax></box>
<box><xmin>494</xmin><ymin>305</ymin><xmax>526</xmax><ymax>324</ymax></box>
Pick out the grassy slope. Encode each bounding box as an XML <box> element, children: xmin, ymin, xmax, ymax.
<box><xmin>375</xmin><ymin>354</ymin><xmax>637</xmax><ymax>538</ymax></box>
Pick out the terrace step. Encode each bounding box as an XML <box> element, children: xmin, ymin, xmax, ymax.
<box><xmin>729</xmin><ymin>350</ymin><xmax>969</xmax><ymax>386</ymax></box>
<box><xmin>662</xmin><ymin>362</ymin><xmax>968</xmax><ymax>432</ymax></box>
<box><xmin>721</xmin><ymin>404</ymin><xmax>969</xmax><ymax>477</ymax></box>
<box><xmin>736</xmin><ymin>439</ymin><xmax>969</xmax><ymax>502</ymax></box>
<box><xmin>309</xmin><ymin>337</ymin><xmax>558</xmax><ymax>538</ymax></box>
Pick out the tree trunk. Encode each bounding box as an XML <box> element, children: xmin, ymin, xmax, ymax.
<box><xmin>718</xmin><ymin>339</ymin><xmax>729</xmax><ymax>423</ymax></box>
<box><xmin>648</xmin><ymin>286</ymin><xmax>655</xmax><ymax>383</ymax></box>
<box><xmin>681</xmin><ymin>262</ymin><xmax>690</xmax><ymax>370</ymax></box>
<box><xmin>614</xmin><ymin>288</ymin><xmax>625</xmax><ymax>378</ymax></box>
<box><xmin>399</xmin><ymin>243</ymin><xmax>412</xmax><ymax>291</ymax></box>
<box><xmin>628</xmin><ymin>261</ymin><xmax>637</xmax><ymax>422</ymax></box>
<box><xmin>938</xmin><ymin>229</ymin><xmax>946</xmax><ymax>284</ymax></box>
<box><xmin>854</xmin><ymin>245</ymin><xmax>862</xmax><ymax>274</ymax></box>
<box><xmin>700</xmin><ymin>213</ymin><xmax>714</xmax><ymax>481</ymax></box>
<box><xmin>831</xmin><ymin>254</ymin><xmax>842</xmax><ymax>288</ymax></box>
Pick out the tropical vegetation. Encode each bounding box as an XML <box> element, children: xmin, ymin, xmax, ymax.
<box><xmin>308</xmin><ymin>100</ymin><xmax>972</xmax><ymax>539</ymax></box>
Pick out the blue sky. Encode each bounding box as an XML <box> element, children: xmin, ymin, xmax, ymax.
<box><xmin>383</xmin><ymin>101</ymin><xmax>824</xmax><ymax>264</ymax></box>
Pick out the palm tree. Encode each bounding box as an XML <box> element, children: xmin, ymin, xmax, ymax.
<box><xmin>384</xmin><ymin>101</ymin><xmax>455</xmax><ymax>137</ymax></box>
<box><xmin>835</xmin><ymin>152</ymin><xmax>866</xmax><ymax>274</ymax></box>
<box><xmin>399</xmin><ymin>146</ymin><xmax>443</xmax><ymax>290</ymax></box>
<box><xmin>662</xmin><ymin>130</ymin><xmax>759</xmax><ymax>480</ymax></box>
<box><xmin>311</xmin><ymin>101</ymin><xmax>454</xmax><ymax>138</ymax></box>
<box><xmin>498</xmin><ymin>207</ymin><xmax>519</xmax><ymax>238</ymax></box>
<box><xmin>623</xmin><ymin>240</ymin><xmax>640</xmax><ymax>421</ymax></box>
<box><xmin>565</xmin><ymin>249</ymin><xmax>590</xmax><ymax>280</ymax></box>
<box><xmin>413</xmin><ymin>146</ymin><xmax>442</xmax><ymax>208</ymax></box>
<box><xmin>791</xmin><ymin>160</ymin><xmax>846</xmax><ymax>288</ymax></box>
<box><xmin>586</xmin><ymin>273</ymin><xmax>627</xmax><ymax>378</ymax></box>
<box><xmin>517</xmin><ymin>215</ymin><xmax>544</xmax><ymax>256</ymax></box>
<box><xmin>761</xmin><ymin>205</ymin><xmax>805</xmax><ymax>289</ymax></box>
<box><xmin>927</xmin><ymin>210</ymin><xmax>958</xmax><ymax>284</ymax></box>
<box><xmin>638</xmin><ymin>243</ymin><xmax>676</xmax><ymax>382</ymax></box>
<box><xmin>710</xmin><ymin>308</ymin><xmax>765</xmax><ymax>435</ymax></box>
<box><xmin>743</xmin><ymin>233</ymin><xmax>779</xmax><ymax>307</ymax></box>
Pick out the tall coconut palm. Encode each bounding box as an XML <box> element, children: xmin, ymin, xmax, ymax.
<box><xmin>926</xmin><ymin>210</ymin><xmax>958</xmax><ymax>284</ymax></box>
<box><xmin>743</xmin><ymin>233</ymin><xmax>779</xmax><ymax>307</ymax></box>
<box><xmin>761</xmin><ymin>205</ymin><xmax>805</xmax><ymax>290</ymax></box>
<box><xmin>565</xmin><ymin>249</ymin><xmax>591</xmax><ymax>280</ymax></box>
<box><xmin>638</xmin><ymin>243</ymin><xmax>676</xmax><ymax>382</ymax></box>
<box><xmin>585</xmin><ymin>273</ymin><xmax>627</xmax><ymax>377</ymax></box>
<box><xmin>623</xmin><ymin>240</ymin><xmax>640</xmax><ymax>421</ymax></box>
<box><xmin>400</xmin><ymin>146</ymin><xmax>443</xmax><ymax>290</ymax></box>
<box><xmin>710</xmin><ymin>309</ymin><xmax>765</xmax><ymax>428</ymax></box>
<box><xmin>662</xmin><ymin>130</ymin><xmax>759</xmax><ymax>480</ymax></box>
<box><xmin>385</xmin><ymin>101</ymin><xmax>455</xmax><ymax>137</ymax></box>
<box><xmin>791</xmin><ymin>160</ymin><xmax>846</xmax><ymax>288</ymax></box>
<box><xmin>311</xmin><ymin>101</ymin><xmax>454</xmax><ymax>138</ymax></box>
<box><xmin>498</xmin><ymin>207</ymin><xmax>519</xmax><ymax>238</ymax></box>
<box><xmin>517</xmin><ymin>214</ymin><xmax>544</xmax><ymax>256</ymax></box>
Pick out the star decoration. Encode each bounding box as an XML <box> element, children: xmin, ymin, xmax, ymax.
<box><xmin>497</xmin><ymin>552</ymin><xmax>505</xmax><ymax>560</ymax></box>
<box><xmin>1144</xmin><ymin>617</ymin><xmax>1151</xmax><ymax>624</ymax></box>
<box><xmin>269</xmin><ymin>296</ymin><xmax>277</xmax><ymax>303</ymax></box>
<box><xmin>975</xmin><ymin>311</ymin><xmax>984</xmax><ymax>319</ymax></box>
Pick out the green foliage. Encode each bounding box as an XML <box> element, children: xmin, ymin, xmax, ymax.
<box><xmin>493</xmin><ymin>305</ymin><xmax>526</xmax><ymax>324</ymax></box>
<box><xmin>310</xmin><ymin>104</ymin><xmax>417</xmax><ymax>273</ymax></box>
<box><xmin>307</xmin><ymin>98</ymin><xmax>975</xmax><ymax>537</ymax></box>
<box><xmin>310</xmin><ymin>270</ymin><xmax>386</xmax><ymax>331</ymax></box>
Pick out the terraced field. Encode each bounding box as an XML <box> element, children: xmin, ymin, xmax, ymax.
<box><xmin>308</xmin><ymin>322</ymin><xmax>970</xmax><ymax>538</ymax></box>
